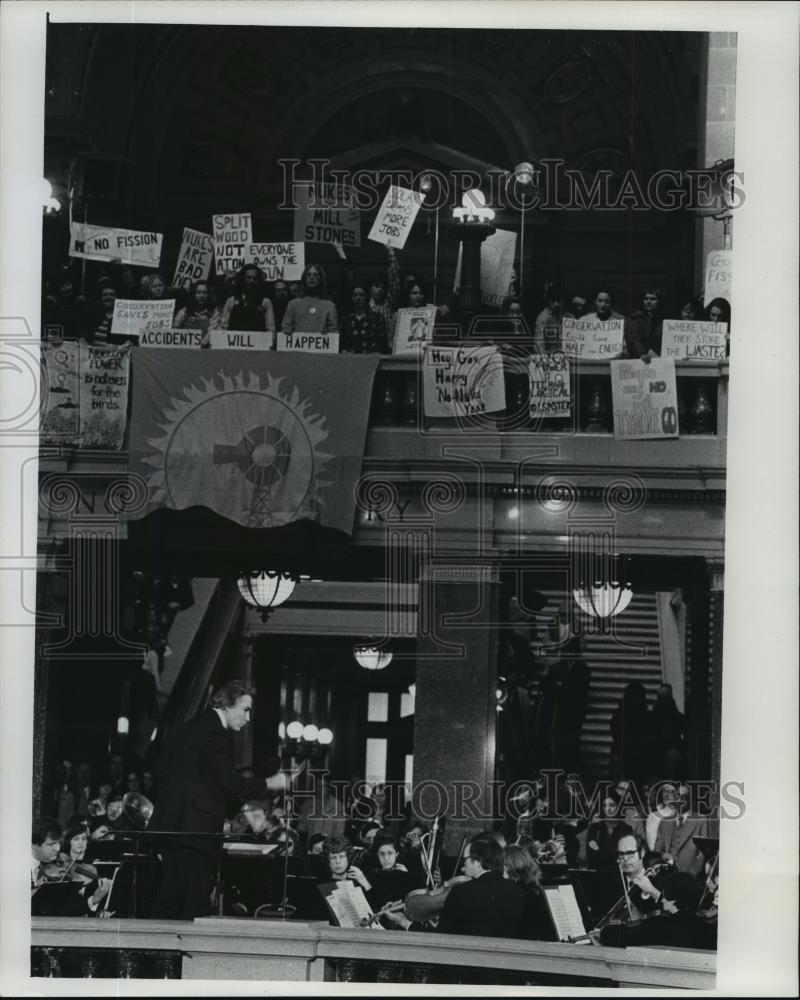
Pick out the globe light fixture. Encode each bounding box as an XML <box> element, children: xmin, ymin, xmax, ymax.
<box><xmin>317</xmin><ymin>728</ymin><xmax>334</xmax><ymax>745</ymax></box>
<box><xmin>286</xmin><ymin>720</ymin><xmax>304</xmax><ymax>740</ymax></box>
<box><xmin>237</xmin><ymin>569</ymin><xmax>299</xmax><ymax>621</ymax></box>
<box><xmin>302</xmin><ymin>724</ymin><xmax>319</xmax><ymax>742</ymax></box>
<box><xmin>353</xmin><ymin>641</ymin><xmax>393</xmax><ymax>670</ymax></box>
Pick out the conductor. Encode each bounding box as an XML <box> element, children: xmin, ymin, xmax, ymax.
<box><xmin>149</xmin><ymin>680</ymin><xmax>284</xmax><ymax>919</ymax></box>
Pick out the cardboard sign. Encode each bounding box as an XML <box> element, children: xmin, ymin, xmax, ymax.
<box><xmin>368</xmin><ymin>185</ymin><xmax>421</xmax><ymax>250</ymax></box>
<box><xmin>293</xmin><ymin>182</ymin><xmax>361</xmax><ymax>248</ymax></box>
<box><xmin>172</xmin><ymin>227</ymin><xmax>214</xmax><ymax>289</ymax></box>
<box><xmin>276</xmin><ymin>331</ymin><xmax>340</xmax><ymax>353</ymax></box>
<box><xmin>210</xmin><ymin>329</ymin><xmax>275</xmax><ymax>351</ymax></box>
<box><xmin>611</xmin><ymin>358</ymin><xmax>679</xmax><ymax>439</ymax></box>
<box><xmin>138</xmin><ymin>328</ymin><xmax>204</xmax><ymax>348</ymax></box>
<box><xmin>529</xmin><ymin>351</ymin><xmax>572</xmax><ymax>418</ymax></box>
<box><xmin>562</xmin><ymin>316</ymin><xmax>624</xmax><ymax>358</ymax></box>
<box><xmin>69</xmin><ymin>222</ymin><xmax>163</xmax><ymax>268</ymax></box>
<box><xmin>393</xmin><ymin>306</ymin><xmax>437</xmax><ymax>355</ymax></box>
<box><xmin>213</xmin><ymin>212</ymin><xmax>253</xmax><ymax>275</ymax></box>
<box><xmin>41</xmin><ymin>341</ymin><xmax>80</xmax><ymax>441</ymax></box>
<box><xmin>423</xmin><ymin>345</ymin><xmax>505</xmax><ymax>418</ymax></box>
<box><xmin>480</xmin><ymin>228</ymin><xmax>518</xmax><ymax>307</ymax></box>
<box><xmin>111</xmin><ymin>299</ymin><xmax>176</xmax><ymax>340</ymax></box>
<box><xmin>244</xmin><ymin>242</ymin><xmax>305</xmax><ymax>281</ymax></box>
<box><xmin>704</xmin><ymin>249</ymin><xmax>732</xmax><ymax>306</ymax></box>
<box><xmin>662</xmin><ymin>320</ymin><xmax>728</xmax><ymax>361</ymax></box>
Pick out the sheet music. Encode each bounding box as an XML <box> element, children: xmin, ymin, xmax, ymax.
<box><xmin>543</xmin><ymin>884</ymin><xmax>589</xmax><ymax>944</ymax></box>
<box><xmin>222</xmin><ymin>842</ymin><xmax>279</xmax><ymax>857</ymax></box>
<box><xmin>318</xmin><ymin>881</ymin><xmax>380</xmax><ymax>929</ymax></box>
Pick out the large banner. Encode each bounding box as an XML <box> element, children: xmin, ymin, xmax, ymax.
<box><xmin>422</xmin><ymin>345</ymin><xmax>505</xmax><ymax>418</ymax></box>
<box><xmin>562</xmin><ymin>316</ymin><xmax>625</xmax><ymax>358</ymax></box>
<box><xmin>244</xmin><ymin>241</ymin><xmax>305</xmax><ymax>281</ymax></box>
<box><xmin>661</xmin><ymin>320</ymin><xmax>728</xmax><ymax>361</ymax></box>
<box><xmin>368</xmin><ymin>185</ymin><xmax>421</xmax><ymax>250</ymax></box>
<box><xmin>213</xmin><ymin>212</ymin><xmax>253</xmax><ymax>275</ymax></box>
<box><xmin>610</xmin><ymin>358</ymin><xmax>679</xmax><ymax>440</ymax></box>
<box><xmin>172</xmin><ymin>227</ymin><xmax>214</xmax><ymax>290</ymax></box>
<box><xmin>41</xmin><ymin>343</ymin><xmax>130</xmax><ymax>450</ymax></box>
<box><xmin>69</xmin><ymin>222</ymin><xmax>163</xmax><ymax>268</ymax></box>
<box><xmin>128</xmin><ymin>351</ymin><xmax>381</xmax><ymax>532</ymax></box>
<box><xmin>293</xmin><ymin>182</ymin><xmax>361</xmax><ymax>247</ymax></box>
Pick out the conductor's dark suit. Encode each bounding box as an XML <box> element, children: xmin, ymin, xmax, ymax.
<box><xmin>438</xmin><ymin>870</ymin><xmax>527</xmax><ymax>938</ymax></box>
<box><xmin>149</xmin><ymin>708</ymin><xmax>266</xmax><ymax>919</ymax></box>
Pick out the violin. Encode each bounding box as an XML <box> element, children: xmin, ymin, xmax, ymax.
<box><xmin>40</xmin><ymin>855</ymin><xmax>99</xmax><ymax>885</ymax></box>
<box><xmin>403</xmin><ymin>875</ymin><xmax>471</xmax><ymax>923</ymax></box>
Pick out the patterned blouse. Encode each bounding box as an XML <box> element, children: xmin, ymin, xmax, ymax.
<box><xmin>340</xmin><ymin>309</ymin><xmax>390</xmax><ymax>354</ymax></box>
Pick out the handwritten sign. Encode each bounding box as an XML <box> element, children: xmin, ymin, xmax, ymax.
<box><xmin>481</xmin><ymin>228</ymin><xmax>518</xmax><ymax>307</ymax></box>
<box><xmin>41</xmin><ymin>341</ymin><xmax>80</xmax><ymax>442</ymax></box>
<box><xmin>423</xmin><ymin>345</ymin><xmax>505</xmax><ymax>418</ymax></box>
<box><xmin>210</xmin><ymin>330</ymin><xmax>275</xmax><ymax>351</ymax></box>
<box><xmin>562</xmin><ymin>316</ymin><xmax>624</xmax><ymax>359</ymax></box>
<box><xmin>244</xmin><ymin>242</ymin><xmax>305</xmax><ymax>281</ymax></box>
<box><xmin>662</xmin><ymin>320</ymin><xmax>728</xmax><ymax>361</ymax></box>
<box><xmin>276</xmin><ymin>332</ymin><xmax>340</xmax><ymax>353</ymax></box>
<box><xmin>172</xmin><ymin>227</ymin><xmax>214</xmax><ymax>289</ymax></box>
<box><xmin>704</xmin><ymin>250</ymin><xmax>732</xmax><ymax>306</ymax></box>
<box><xmin>368</xmin><ymin>185</ymin><xmax>421</xmax><ymax>250</ymax></box>
<box><xmin>293</xmin><ymin>183</ymin><xmax>360</xmax><ymax>247</ymax></box>
<box><xmin>69</xmin><ymin>222</ymin><xmax>163</xmax><ymax>268</ymax></box>
<box><xmin>611</xmin><ymin>358</ymin><xmax>679</xmax><ymax>440</ymax></box>
<box><xmin>138</xmin><ymin>328</ymin><xmax>204</xmax><ymax>348</ymax></box>
<box><xmin>213</xmin><ymin>213</ymin><xmax>253</xmax><ymax>275</ymax></box>
<box><xmin>111</xmin><ymin>299</ymin><xmax>175</xmax><ymax>340</ymax></box>
<box><xmin>529</xmin><ymin>352</ymin><xmax>571</xmax><ymax>418</ymax></box>
<box><xmin>393</xmin><ymin>306</ymin><xmax>437</xmax><ymax>355</ymax></box>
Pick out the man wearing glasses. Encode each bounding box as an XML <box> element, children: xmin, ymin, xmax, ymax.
<box><xmin>615</xmin><ymin>833</ymin><xmax>672</xmax><ymax>920</ymax></box>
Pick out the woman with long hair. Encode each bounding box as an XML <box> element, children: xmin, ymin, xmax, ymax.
<box><xmin>280</xmin><ymin>264</ymin><xmax>338</xmax><ymax>335</ymax></box>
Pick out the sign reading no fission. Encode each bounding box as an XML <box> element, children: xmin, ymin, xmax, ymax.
<box><xmin>610</xmin><ymin>358</ymin><xmax>679</xmax><ymax>440</ymax></box>
<box><xmin>213</xmin><ymin>213</ymin><xmax>253</xmax><ymax>275</ymax></box>
<box><xmin>69</xmin><ymin>222</ymin><xmax>163</xmax><ymax>268</ymax></box>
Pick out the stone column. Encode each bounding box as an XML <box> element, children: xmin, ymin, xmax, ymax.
<box><xmin>707</xmin><ymin>562</ymin><xmax>724</xmax><ymax>791</ymax></box>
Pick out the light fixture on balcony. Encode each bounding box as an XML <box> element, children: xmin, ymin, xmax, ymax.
<box><xmin>237</xmin><ymin>569</ymin><xmax>299</xmax><ymax>621</ymax></box>
<box><xmin>353</xmin><ymin>640</ymin><xmax>393</xmax><ymax>670</ymax></box>
<box><xmin>279</xmin><ymin>720</ymin><xmax>333</xmax><ymax>760</ymax></box>
<box><xmin>573</xmin><ymin>557</ymin><xmax>633</xmax><ymax>619</ymax></box>
<box><xmin>452</xmin><ymin>188</ymin><xmax>495</xmax><ymax>224</ymax></box>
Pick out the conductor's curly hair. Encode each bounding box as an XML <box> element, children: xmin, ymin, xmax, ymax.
<box><xmin>209</xmin><ymin>680</ymin><xmax>256</xmax><ymax>709</ymax></box>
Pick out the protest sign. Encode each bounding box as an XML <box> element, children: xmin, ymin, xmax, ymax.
<box><xmin>276</xmin><ymin>332</ymin><xmax>340</xmax><ymax>353</ymax></box>
<box><xmin>139</xmin><ymin>328</ymin><xmax>204</xmax><ymax>349</ymax></box>
<box><xmin>393</xmin><ymin>306</ymin><xmax>437</xmax><ymax>355</ymax></box>
<box><xmin>529</xmin><ymin>352</ymin><xmax>571</xmax><ymax>418</ymax></box>
<box><xmin>244</xmin><ymin>242</ymin><xmax>305</xmax><ymax>281</ymax></box>
<box><xmin>610</xmin><ymin>358</ymin><xmax>679</xmax><ymax>440</ymax></box>
<box><xmin>210</xmin><ymin>329</ymin><xmax>275</xmax><ymax>351</ymax></box>
<box><xmin>423</xmin><ymin>345</ymin><xmax>505</xmax><ymax>418</ymax></box>
<box><xmin>368</xmin><ymin>185</ymin><xmax>422</xmax><ymax>250</ymax></box>
<box><xmin>293</xmin><ymin>182</ymin><xmax>361</xmax><ymax>247</ymax></box>
<box><xmin>703</xmin><ymin>249</ymin><xmax>732</xmax><ymax>306</ymax></box>
<box><xmin>172</xmin><ymin>227</ymin><xmax>214</xmax><ymax>289</ymax></box>
<box><xmin>480</xmin><ymin>229</ymin><xmax>518</xmax><ymax>307</ymax></box>
<box><xmin>661</xmin><ymin>320</ymin><xmax>728</xmax><ymax>361</ymax></box>
<box><xmin>562</xmin><ymin>316</ymin><xmax>624</xmax><ymax>358</ymax></box>
<box><xmin>41</xmin><ymin>341</ymin><xmax>81</xmax><ymax>443</ymax></box>
<box><xmin>111</xmin><ymin>299</ymin><xmax>176</xmax><ymax>340</ymax></box>
<box><xmin>213</xmin><ymin>213</ymin><xmax>253</xmax><ymax>275</ymax></box>
<box><xmin>69</xmin><ymin>222</ymin><xmax>163</xmax><ymax>268</ymax></box>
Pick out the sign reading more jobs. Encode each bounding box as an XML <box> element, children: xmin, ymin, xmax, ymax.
<box><xmin>368</xmin><ymin>186</ymin><xmax>421</xmax><ymax>250</ymax></box>
<box><xmin>111</xmin><ymin>299</ymin><xmax>175</xmax><ymax>340</ymax></box>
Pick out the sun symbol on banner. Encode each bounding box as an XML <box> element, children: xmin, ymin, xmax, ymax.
<box><xmin>143</xmin><ymin>371</ymin><xmax>333</xmax><ymax>528</ymax></box>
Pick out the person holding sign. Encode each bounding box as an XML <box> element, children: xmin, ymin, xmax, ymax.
<box><xmin>219</xmin><ymin>264</ymin><xmax>276</xmax><ymax>333</ymax></box>
<box><xmin>173</xmin><ymin>281</ymin><xmax>220</xmax><ymax>345</ymax></box>
<box><xmin>533</xmin><ymin>285</ymin><xmax>564</xmax><ymax>350</ymax></box>
<box><xmin>624</xmin><ymin>287</ymin><xmax>664</xmax><ymax>359</ymax></box>
<box><xmin>341</xmin><ymin>285</ymin><xmax>390</xmax><ymax>354</ymax></box>
<box><xmin>391</xmin><ymin>280</ymin><xmax>429</xmax><ymax>336</ymax></box>
<box><xmin>704</xmin><ymin>297</ymin><xmax>730</xmax><ymax>326</ymax></box>
<box><xmin>281</xmin><ymin>264</ymin><xmax>338</xmax><ymax>335</ymax></box>
<box><xmin>584</xmin><ymin>287</ymin><xmax>624</xmax><ymax>324</ymax></box>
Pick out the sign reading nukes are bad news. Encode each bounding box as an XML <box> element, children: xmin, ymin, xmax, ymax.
<box><xmin>423</xmin><ymin>346</ymin><xmax>505</xmax><ymax>418</ymax></box>
<box><xmin>172</xmin><ymin>228</ymin><xmax>214</xmax><ymax>290</ymax></box>
<box><xmin>69</xmin><ymin>222</ymin><xmax>163</xmax><ymax>268</ymax></box>
<box><xmin>610</xmin><ymin>358</ymin><xmax>679</xmax><ymax>440</ymax></box>
<box><xmin>213</xmin><ymin>213</ymin><xmax>253</xmax><ymax>275</ymax></box>
<box><xmin>661</xmin><ymin>320</ymin><xmax>728</xmax><ymax>361</ymax></box>
<box><xmin>529</xmin><ymin>352</ymin><xmax>571</xmax><ymax>418</ymax></box>
<box><xmin>562</xmin><ymin>316</ymin><xmax>624</xmax><ymax>359</ymax></box>
<box><xmin>111</xmin><ymin>299</ymin><xmax>175</xmax><ymax>340</ymax></box>
<box><xmin>368</xmin><ymin>186</ymin><xmax>422</xmax><ymax>250</ymax></box>
<box><xmin>244</xmin><ymin>242</ymin><xmax>305</xmax><ymax>282</ymax></box>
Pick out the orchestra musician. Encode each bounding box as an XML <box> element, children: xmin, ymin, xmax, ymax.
<box><xmin>613</xmin><ymin>832</ymin><xmax>673</xmax><ymax>920</ymax></box>
<box><xmin>599</xmin><ymin>870</ymin><xmax>713</xmax><ymax>950</ymax></box>
<box><xmin>31</xmin><ymin>817</ymin><xmax>112</xmax><ymax>916</ymax></box>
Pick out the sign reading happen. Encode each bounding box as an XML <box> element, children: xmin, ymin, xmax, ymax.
<box><xmin>481</xmin><ymin>229</ymin><xmax>518</xmax><ymax>307</ymax></box>
<box><xmin>276</xmin><ymin>332</ymin><xmax>340</xmax><ymax>353</ymax></box>
<box><xmin>368</xmin><ymin>185</ymin><xmax>422</xmax><ymax>250</ymax></box>
<box><xmin>610</xmin><ymin>358</ymin><xmax>679</xmax><ymax>439</ymax></box>
<box><xmin>172</xmin><ymin>227</ymin><xmax>214</xmax><ymax>289</ymax></box>
<box><xmin>393</xmin><ymin>306</ymin><xmax>437</xmax><ymax>355</ymax></box>
<box><xmin>661</xmin><ymin>320</ymin><xmax>728</xmax><ymax>361</ymax></box>
<box><xmin>423</xmin><ymin>345</ymin><xmax>505</xmax><ymax>418</ymax></box>
<box><xmin>139</xmin><ymin>328</ymin><xmax>204</xmax><ymax>349</ymax></box>
<box><xmin>293</xmin><ymin>183</ymin><xmax>361</xmax><ymax>247</ymax></box>
<box><xmin>69</xmin><ymin>222</ymin><xmax>163</xmax><ymax>268</ymax></box>
<box><xmin>562</xmin><ymin>316</ymin><xmax>625</xmax><ymax>359</ymax></box>
<box><xmin>213</xmin><ymin>213</ymin><xmax>253</xmax><ymax>275</ymax></box>
<box><xmin>244</xmin><ymin>242</ymin><xmax>305</xmax><ymax>282</ymax></box>
<box><xmin>703</xmin><ymin>249</ymin><xmax>732</xmax><ymax>306</ymax></box>
<box><xmin>210</xmin><ymin>330</ymin><xmax>275</xmax><ymax>351</ymax></box>
<box><xmin>529</xmin><ymin>351</ymin><xmax>571</xmax><ymax>418</ymax></box>
<box><xmin>111</xmin><ymin>299</ymin><xmax>176</xmax><ymax>341</ymax></box>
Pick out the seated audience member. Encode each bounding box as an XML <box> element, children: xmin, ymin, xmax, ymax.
<box><xmin>624</xmin><ymin>287</ymin><xmax>664</xmax><ymax>359</ymax></box>
<box><xmin>340</xmin><ymin>284</ymin><xmax>390</xmax><ymax>354</ymax></box>
<box><xmin>31</xmin><ymin>817</ymin><xmax>111</xmax><ymax>916</ymax></box>
<box><xmin>533</xmin><ymin>284</ymin><xmax>564</xmax><ymax>348</ymax></box>
<box><xmin>368</xmin><ymin>833</ymin><xmax>419</xmax><ymax>910</ymax></box>
<box><xmin>645</xmin><ymin>782</ymin><xmax>680</xmax><ymax>852</ymax></box>
<box><xmin>584</xmin><ymin>287</ymin><xmax>624</xmax><ymax>324</ymax></box>
<box><xmin>173</xmin><ymin>280</ymin><xmax>220</xmax><ymax>342</ymax></box>
<box><xmin>281</xmin><ymin>264</ymin><xmax>338</xmax><ymax>335</ymax></box>
<box><xmin>653</xmin><ymin>784</ymin><xmax>709</xmax><ymax>877</ymax></box>
<box><xmin>219</xmin><ymin>264</ymin><xmax>276</xmax><ymax>333</ymax></box>
<box><xmin>585</xmin><ymin>793</ymin><xmax>633</xmax><ymax>869</ymax></box>
<box><xmin>564</xmin><ymin>294</ymin><xmax>588</xmax><ymax>320</ymax></box>
<box><xmin>502</xmin><ymin>843</ymin><xmax>555</xmax><ymax>941</ymax></box>
<box><xmin>270</xmin><ymin>280</ymin><xmax>291</xmax><ymax>329</ymax></box>
<box><xmin>600</xmin><ymin>870</ymin><xmax>708</xmax><ymax>949</ymax></box>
